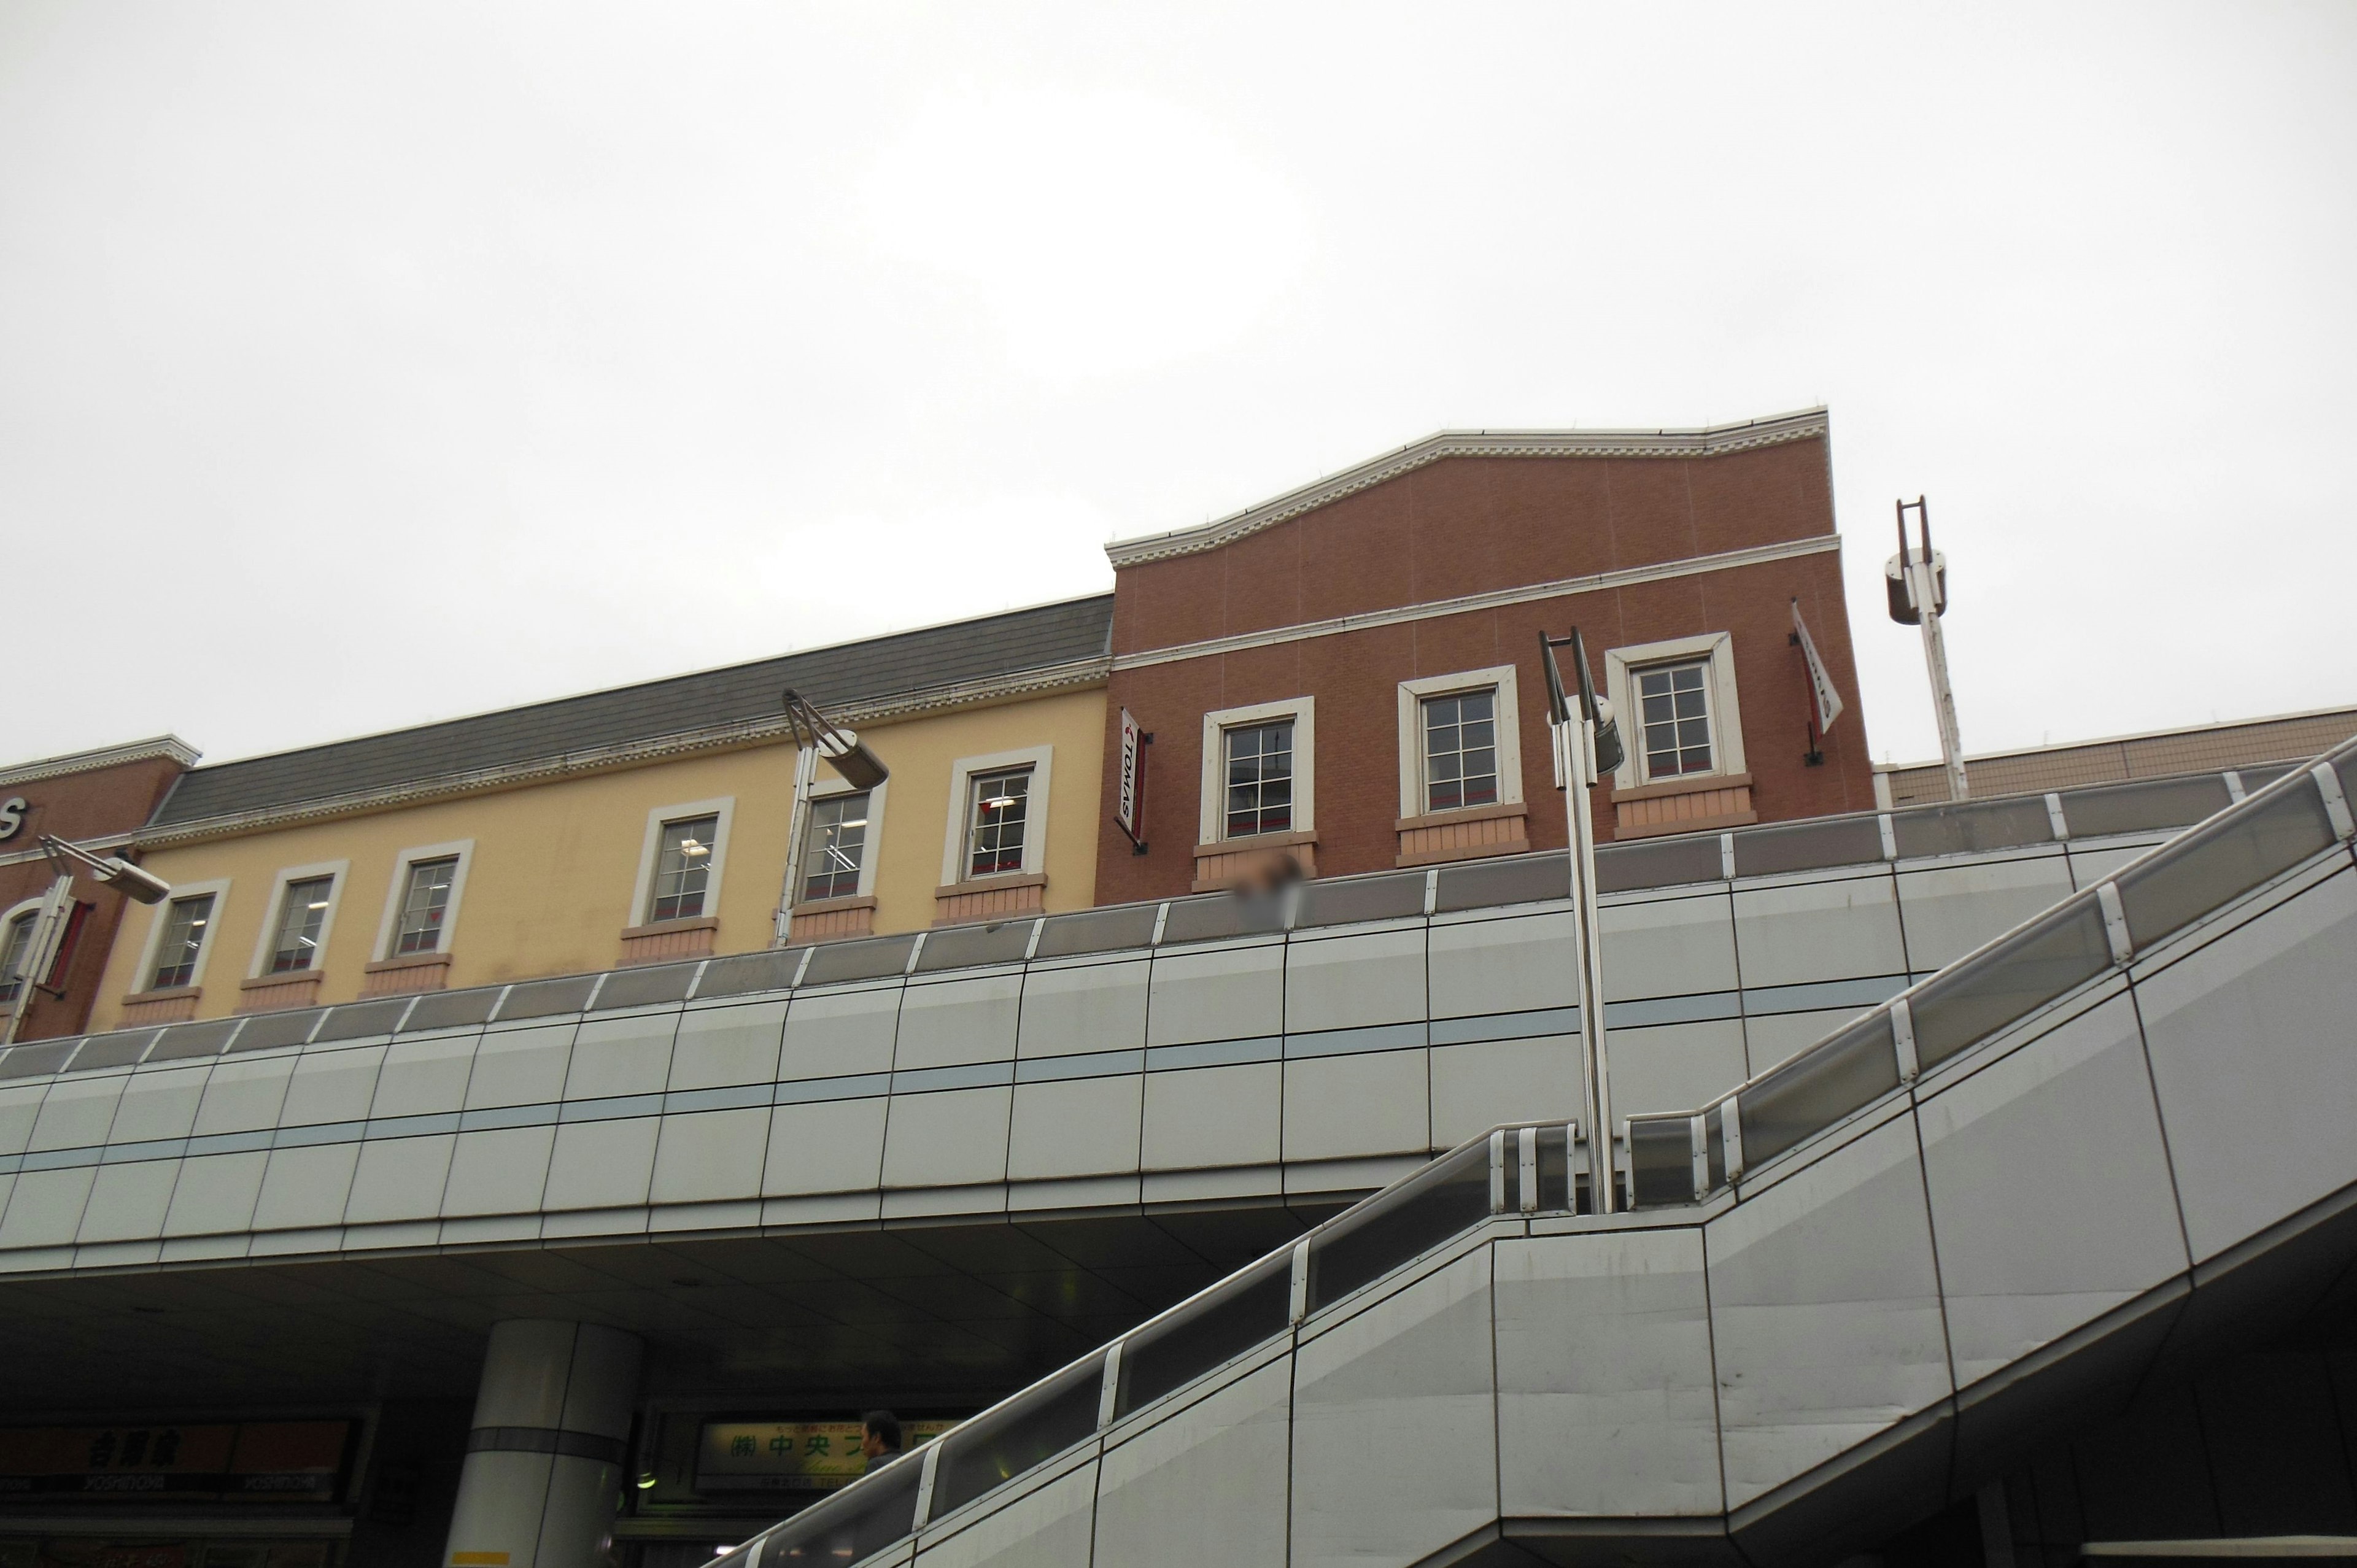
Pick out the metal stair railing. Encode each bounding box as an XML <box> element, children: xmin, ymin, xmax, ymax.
<box><xmin>708</xmin><ymin>739</ymin><xmax>2357</xmax><ymax>1568</ymax></box>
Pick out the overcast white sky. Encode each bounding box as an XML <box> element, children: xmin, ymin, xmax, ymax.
<box><xmin>4</xmin><ymin>2</ymin><xmax>2353</xmax><ymax>772</ymax></box>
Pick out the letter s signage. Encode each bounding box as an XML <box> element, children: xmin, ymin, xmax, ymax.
<box><xmin>0</xmin><ymin>798</ymin><xmax>25</xmax><ymax>843</ymax></box>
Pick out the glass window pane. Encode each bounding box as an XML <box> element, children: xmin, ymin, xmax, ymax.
<box><xmin>1420</xmin><ymin>689</ymin><xmax>1501</xmax><ymax>816</ymax></box>
<box><xmin>269</xmin><ymin>876</ymin><xmax>335</xmax><ymax>973</ymax></box>
<box><xmin>2116</xmin><ymin>781</ymin><xmax>2335</xmax><ymax>950</ymax></box>
<box><xmin>650</xmin><ymin>814</ymin><xmax>719</xmax><ymax>922</ymax></box>
<box><xmin>1224</xmin><ymin>720</ymin><xmax>1296</xmax><ymax>838</ymax></box>
<box><xmin>1307</xmin><ymin>1141</ymin><xmax>1491</xmax><ymax>1311</ymax></box>
<box><xmin>931</xmin><ymin>1357</ymin><xmax>1105</xmax><ymax>1518</ymax></box>
<box><xmin>801</xmin><ymin>792</ymin><xmax>870</xmax><ymax>903</ymax></box>
<box><xmin>395</xmin><ymin>858</ymin><xmax>458</xmax><ymax>956</ymax></box>
<box><xmin>1736</xmin><ymin>1011</ymin><xmax>1902</xmax><ymax>1168</ymax></box>
<box><xmin>1117</xmin><ymin>1258</ymin><xmax>1291</xmax><ymax>1417</ymax></box>
<box><xmin>966</xmin><ymin>770</ymin><xmax>1031</xmax><ymax>878</ymax></box>
<box><xmin>1910</xmin><ymin>898</ymin><xmax>2113</xmax><ymax>1067</ymax></box>
<box><xmin>150</xmin><ymin>894</ymin><xmax>215</xmax><ymax>991</ymax></box>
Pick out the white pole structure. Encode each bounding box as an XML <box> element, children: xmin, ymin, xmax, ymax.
<box><xmin>1888</xmin><ymin>497</ymin><xmax>1969</xmax><ymax>803</ymax></box>
<box><xmin>1540</xmin><ymin>630</ymin><xmax>1624</xmax><ymax>1215</ymax></box>
<box><xmin>2</xmin><ymin>837</ymin><xmax>173</xmax><ymax>1048</ymax></box>
<box><xmin>773</xmin><ymin>741</ymin><xmax>820</xmax><ymax>944</ymax></box>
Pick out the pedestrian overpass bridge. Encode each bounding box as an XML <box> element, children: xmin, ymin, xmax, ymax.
<box><xmin>0</xmin><ymin>749</ymin><xmax>2350</xmax><ymax>1568</ymax></box>
<box><xmin>692</xmin><ymin>743</ymin><xmax>2357</xmax><ymax>1568</ymax></box>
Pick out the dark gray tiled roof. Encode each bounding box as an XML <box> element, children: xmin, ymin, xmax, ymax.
<box><xmin>153</xmin><ymin>595</ymin><xmax>1113</xmax><ymax>827</ymax></box>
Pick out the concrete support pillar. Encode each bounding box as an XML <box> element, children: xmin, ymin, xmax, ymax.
<box><xmin>443</xmin><ymin>1321</ymin><xmax>643</xmax><ymax>1568</ymax></box>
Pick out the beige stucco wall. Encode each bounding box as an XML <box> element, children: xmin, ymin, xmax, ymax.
<box><xmin>89</xmin><ymin>686</ymin><xmax>1105</xmax><ymax>1029</ymax></box>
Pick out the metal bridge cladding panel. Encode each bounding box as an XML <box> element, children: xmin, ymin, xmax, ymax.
<box><xmin>1428</xmin><ymin>909</ymin><xmax>1579</xmax><ymax>1021</ymax></box>
<box><xmin>546</xmin><ymin>1118</ymin><xmax>660</xmax><ymax>1213</ymax></box>
<box><xmin>1426</xmin><ymin>908</ymin><xmax>1585</xmax><ymax>1149</ymax></box>
<box><xmin>671</xmin><ymin>997</ymin><xmax>789</xmax><ymax>1090</ymax></box>
<box><xmin>780</xmin><ymin>984</ymin><xmax>898</xmax><ymax>1081</ymax></box>
<box><xmin>1010</xmin><ymin>954</ymin><xmax>1151</xmax><ymax>1188</ymax></box>
<box><xmin>1147</xmin><ymin>937</ymin><xmax>1285</xmax><ymax>1048</ymax></box>
<box><xmin>1914</xmin><ymin>990</ymin><xmax>2189</xmax><ymax>1389</ymax></box>
<box><xmin>916</xmin><ymin>1459</ymin><xmax>1097</xmax><ymax>1568</ymax></box>
<box><xmin>1600</xmin><ymin>889</ymin><xmax>1739</xmax><ymax>1001</ymax></box>
<box><xmin>1286</xmin><ymin>926</ymin><xmax>1428</xmax><ymax>1034</ymax></box>
<box><xmin>899</xmin><ymin>971</ymin><xmax>1022</xmax><ymax>1072</ymax></box>
<box><xmin>1894</xmin><ymin>852</ymin><xmax>2076</xmax><ymax>972</ymax></box>
<box><xmin>1732</xmin><ymin>871</ymin><xmax>1907</xmax><ymax>989</ymax></box>
<box><xmin>563</xmin><ymin>1012</ymin><xmax>678</xmax><ymax>1098</ymax></box>
<box><xmin>1611</xmin><ymin>1019</ymin><xmax>1749</xmax><ymax>1120</ymax></box>
<box><xmin>465</xmin><ymin>1022</ymin><xmax>576</xmax><ymax>1110</ymax></box>
<box><xmin>1706</xmin><ymin>1111</ymin><xmax>1951</xmax><ymax>1510</ymax></box>
<box><xmin>764</xmin><ymin>1094</ymin><xmax>888</xmax><ymax>1200</ymax></box>
<box><xmin>883</xmin><ymin>1085</ymin><xmax>1013</xmax><ymax>1193</ymax></box>
<box><xmin>1016</xmin><ymin>955</ymin><xmax>1149</xmax><ymax>1062</ymax></box>
<box><xmin>79</xmin><ymin>1158</ymin><xmax>177</xmax><ymax>1245</ymax></box>
<box><xmin>253</xmin><ymin>1141</ymin><xmax>360</xmax><ymax>1232</ymax></box>
<box><xmin>1495</xmin><ymin>1227</ymin><xmax>1723</xmax><ymax>1518</ymax></box>
<box><xmin>1093</xmin><ymin>1356</ymin><xmax>1291</xmax><ymax>1568</ymax></box>
<box><xmin>2134</xmin><ymin>866</ymin><xmax>2357</xmax><ymax>1266</ymax></box>
<box><xmin>1290</xmin><ymin>1248</ymin><xmax>1499</xmax><ymax>1568</ymax></box>
<box><xmin>164</xmin><ymin>1148</ymin><xmax>266</xmax><ymax>1237</ymax></box>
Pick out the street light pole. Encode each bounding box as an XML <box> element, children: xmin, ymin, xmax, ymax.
<box><xmin>0</xmin><ymin>836</ymin><xmax>172</xmax><ymax>1048</ymax></box>
<box><xmin>0</xmin><ymin>875</ymin><xmax>73</xmax><ymax>1049</ymax></box>
<box><xmin>772</xmin><ymin>690</ymin><xmax>890</xmax><ymax>947</ymax></box>
<box><xmin>1540</xmin><ymin>629</ymin><xmax>1625</xmax><ymax>1214</ymax></box>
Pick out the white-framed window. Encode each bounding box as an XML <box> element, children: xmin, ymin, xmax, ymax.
<box><xmin>939</xmin><ymin>747</ymin><xmax>1055</xmax><ymax>885</ymax></box>
<box><xmin>799</xmin><ymin>776</ymin><xmax>888</xmax><ymax>903</ymax></box>
<box><xmin>630</xmin><ymin>798</ymin><xmax>735</xmax><ymax>926</ymax></box>
<box><xmin>1198</xmin><ymin>697</ymin><xmax>1316</xmax><ymax>844</ymax></box>
<box><xmin>370</xmin><ymin>841</ymin><xmax>475</xmax><ymax>960</ymax></box>
<box><xmin>1603</xmin><ymin>632</ymin><xmax>1747</xmax><ymax>789</ymax></box>
<box><xmin>1396</xmin><ymin>665</ymin><xmax>1526</xmax><ymax>819</ymax></box>
<box><xmin>135</xmin><ymin>879</ymin><xmax>231</xmax><ymax>994</ymax></box>
<box><xmin>0</xmin><ymin>901</ymin><xmax>41</xmax><ymax>1003</ymax></box>
<box><xmin>248</xmin><ymin>861</ymin><xmax>349</xmax><ymax>978</ymax></box>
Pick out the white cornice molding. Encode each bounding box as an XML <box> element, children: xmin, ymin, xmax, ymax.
<box><xmin>1105</xmin><ymin>409</ymin><xmax>1831</xmax><ymax>568</ymax></box>
<box><xmin>133</xmin><ymin>658</ymin><xmax>1110</xmax><ymax>850</ymax></box>
<box><xmin>1112</xmin><ymin>534</ymin><xmax>1843</xmax><ymax>672</ymax></box>
<box><xmin>0</xmin><ymin>735</ymin><xmax>200</xmax><ymax>789</ymax></box>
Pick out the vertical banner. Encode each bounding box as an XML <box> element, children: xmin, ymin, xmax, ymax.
<box><xmin>1790</xmin><ymin>600</ymin><xmax>1846</xmax><ymax>733</ymax></box>
<box><xmin>1115</xmin><ymin>708</ymin><xmax>1149</xmax><ymax>850</ymax></box>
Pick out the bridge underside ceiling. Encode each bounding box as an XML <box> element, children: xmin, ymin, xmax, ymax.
<box><xmin>0</xmin><ymin>1200</ymin><xmax>1333</xmax><ymax>1413</ymax></box>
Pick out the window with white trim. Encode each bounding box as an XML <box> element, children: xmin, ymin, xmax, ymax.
<box><xmin>937</xmin><ymin>747</ymin><xmax>1053</xmax><ymax>887</ymax></box>
<box><xmin>393</xmin><ymin>858</ymin><xmax>459</xmax><ymax>955</ymax></box>
<box><xmin>1395</xmin><ymin>666</ymin><xmax>1526</xmax><ymax>822</ymax></box>
<box><xmin>268</xmin><ymin>875</ymin><xmax>336</xmax><ymax>973</ymax></box>
<box><xmin>1603</xmin><ymin>632</ymin><xmax>1747</xmax><ymax>790</ymax></box>
<box><xmin>802</xmin><ymin>792</ymin><xmax>872</xmax><ymax>902</ymax></box>
<box><xmin>649</xmin><ymin>814</ymin><xmax>720</xmax><ymax>922</ymax></box>
<box><xmin>1198</xmin><ymin>697</ymin><xmax>1316</xmax><ymax>846</ymax></box>
<box><xmin>150</xmin><ymin>894</ymin><xmax>215</xmax><ymax>991</ymax></box>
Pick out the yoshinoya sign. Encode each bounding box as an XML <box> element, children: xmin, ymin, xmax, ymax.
<box><xmin>695</xmin><ymin>1419</ymin><xmax>956</xmax><ymax>1493</ymax></box>
<box><xmin>1114</xmin><ymin>709</ymin><xmax>1150</xmax><ymax>851</ymax></box>
<box><xmin>0</xmin><ymin>1421</ymin><xmax>352</xmax><ymax>1503</ymax></box>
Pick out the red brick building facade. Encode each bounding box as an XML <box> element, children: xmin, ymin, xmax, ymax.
<box><xmin>0</xmin><ymin>737</ymin><xmax>195</xmax><ymax>1040</ymax></box>
<box><xmin>1093</xmin><ymin>411</ymin><xmax>1875</xmax><ymax>903</ymax></box>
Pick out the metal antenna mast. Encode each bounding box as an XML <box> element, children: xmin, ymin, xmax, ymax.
<box><xmin>1887</xmin><ymin>497</ymin><xmax>1968</xmax><ymax>801</ymax></box>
